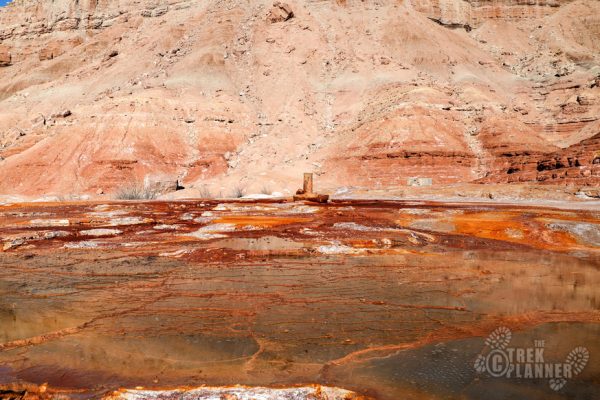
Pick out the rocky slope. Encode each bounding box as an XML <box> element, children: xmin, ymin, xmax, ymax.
<box><xmin>0</xmin><ymin>0</ymin><xmax>598</xmax><ymax>199</ymax></box>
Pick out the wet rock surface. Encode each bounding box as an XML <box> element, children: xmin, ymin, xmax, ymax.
<box><xmin>0</xmin><ymin>199</ymin><xmax>599</xmax><ymax>399</ymax></box>
<box><xmin>107</xmin><ymin>385</ymin><xmax>365</xmax><ymax>400</ymax></box>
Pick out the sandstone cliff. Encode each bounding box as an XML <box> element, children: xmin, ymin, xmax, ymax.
<box><xmin>0</xmin><ymin>0</ymin><xmax>598</xmax><ymax>198</ymax></box>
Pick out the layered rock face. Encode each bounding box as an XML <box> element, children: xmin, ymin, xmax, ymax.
<box><xmin>0</xmin><ymin>0</ymin><xmax>598</xmax><ymax>198</ymax></box>
<box><xmin>413</xmin><ymin>0</ymin><xmax>576</xmax><ymax>28</ymax></box>
<box><xmin>482</xmin><ymin>132</ymin><xmax>600</xmax><ymax>185</ymax></box>
<box><xmin>0</xmin><ymin>44</ymin><xmax>10</xmax><ymax>66</ymax></box>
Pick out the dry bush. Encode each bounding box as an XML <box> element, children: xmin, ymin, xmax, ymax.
<box><xmin>198</xmin><ymin>185</ymin><xmax>213</xmax><ymax>199</ymax></box>
<box><xmin>231</xmin><ymin>185</ymin><xmax>246</xmax><ymax>198</ymax></box>
<box><xmin>260</xmin><ymin>185</ymin><xmax>272</xmax><ymax>195</ymax></box>
<box><xmin>115</xmin><ymin>183</ymin><xmax>157</xmax><ymax>200</ymax></box>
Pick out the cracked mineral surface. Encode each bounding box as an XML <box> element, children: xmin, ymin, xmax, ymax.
<box><xmin>0</xmin><ymin>199</ymin><xmax>598</xmax><ymax>399</ymax></box>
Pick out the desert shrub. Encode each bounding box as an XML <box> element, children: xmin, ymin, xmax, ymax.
<box><xmin>260</xmin><ymin>185</ymin><xmax>272</xmax><ymax>195</ymax></box>
<box><xmin>115</xmin><ymin>183</ymin><xmax>157</xmax><ymax>200</ymax></box>
<box><xmin>198</xmin><ymin>185</ymin><xmax>213</xmax><ymax>199</ymax></box>
<box><xmin>231</xmin><ymin>185</ymin><xmax>246</xmax><ymax>198</ymax></box>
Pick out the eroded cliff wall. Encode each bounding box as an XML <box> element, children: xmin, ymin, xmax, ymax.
<box><xmin>0</xmin><ymin>0</ymin><xmax>598</xmax><ymax>197</ymax></box>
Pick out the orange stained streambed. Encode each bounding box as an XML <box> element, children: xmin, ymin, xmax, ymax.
<box><xmin>0</xmin><ymin>199</ymin><xmax>599</xmax><ymax>399</ymax></box>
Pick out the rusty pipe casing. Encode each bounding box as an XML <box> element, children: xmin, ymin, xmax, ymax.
<box><xmin>303</xmin><ymin>173</ymin><xmax>313</xmax><ymax>194</ymax></box>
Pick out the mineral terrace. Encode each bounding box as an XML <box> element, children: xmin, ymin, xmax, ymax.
<box><xmin>0</xmin><ymin>199</ymin><xmax>599</xmax><ymax>398</ymax></box>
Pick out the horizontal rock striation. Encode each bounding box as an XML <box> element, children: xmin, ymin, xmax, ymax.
<box><xmin>483</xmin><ymin>132</ymin><xmax>600</xmax><ymax>185</ymax></box>
<box><xmin>0</xmin><ymin>0</ymin><xmax>599</xmax><ymax>197</ymax></box>
<box><xmin>413</xmin><ymin>0</ymin><xmax>575</xmax><ymax>28</ymax></box>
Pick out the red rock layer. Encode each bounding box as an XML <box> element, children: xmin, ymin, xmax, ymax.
<box><xmin>413</xmin><ymin>0</ymin><xmax>575</xmax><ymax>27</ymax></box>
<box><xmin>483</xmin><ymin>133</ymin><xmax>600</xmax><ymax>185</ymax></box>
<box><xmin>0</xmin><ymin>0</ymin><xmax>599</xmax><ymax>197</ymax></box>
